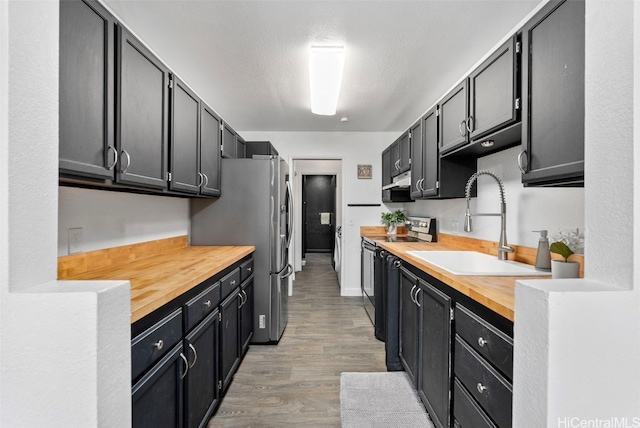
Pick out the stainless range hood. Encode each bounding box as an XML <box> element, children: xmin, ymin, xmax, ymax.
<box><xmin>382</xmin><ymin>170</ymin><xmax>411</xmax><ymax>190</ymax></box>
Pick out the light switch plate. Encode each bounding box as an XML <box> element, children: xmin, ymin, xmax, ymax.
<box><xmin>68</xmin><ymin>227</ymin><xmax>83</xmax><ymax>254</ymax></box>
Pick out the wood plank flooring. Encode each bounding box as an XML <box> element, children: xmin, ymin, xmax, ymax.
<box><xmin>208</xmin><ymin>253</ymin><xmax>387</xmax><ymax>427</ymax></box>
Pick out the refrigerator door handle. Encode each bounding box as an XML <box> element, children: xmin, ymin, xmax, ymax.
<box><xmin>282</xmin><ymin>264</ymin><xmax>294</xmax><ymax>279</ymax></box>
<box><xmin>286</xmin><ymin>180</ymin><xmax>294</xmax><ymax>249</ymax></box>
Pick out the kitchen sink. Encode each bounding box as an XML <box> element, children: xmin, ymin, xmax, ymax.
<box><xmin>406</xmin><ymin>251</ymin><xmax>550</xmax><ymax>276</ymax></box>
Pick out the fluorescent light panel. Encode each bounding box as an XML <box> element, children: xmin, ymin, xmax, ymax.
<box><xmin>309</xmin><ymin>46</ymin><xmax>344</xmax><ymax>116</ymax></box>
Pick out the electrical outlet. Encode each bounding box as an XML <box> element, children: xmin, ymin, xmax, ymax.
<box><xmin>68</xmin><ymin>227</ymin><xmax>83</xmax><ymax>254</ymax></box>
<box><xmin>451</xmin><ymin>221</ymin><xmax>459</xmax><ymax>234</ymax></box>
<box><xmin>259</xmin><ymin>315</ymin><xmax>266</xmax><ymax>329</ymax></box>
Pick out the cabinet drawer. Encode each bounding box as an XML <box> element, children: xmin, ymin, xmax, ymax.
<box><xmin>454</xmin><ymin>336</ymin><xmax>512</xmax><ymax>428</ymax></box>
<box><xmin>455</xmin><ymin>305</ymin><xmax>513</xmax><ymax>380</ymax></box>
<box><xmin>131</xmin><ymin>308</ymin><xmax>183</xmax><ymax>381</ymax></box>
<box><xmin>240</xmin><ymin>259</ymin><xmax>254</xmax><ymax>282</ymax></box>
<box><xmin>184</xmin><ymin>282</ymin><xmax>220</xmax><ymax>332</ymax></box>
<box><xmin>453</xmin><ymin>378</ymin><xmax>497</xmax><ymax>428</ymax></box>
<box><xmin>220</xmin><ymin>268</ymin><xmax>240</xmax><ymax>300</ymax></box>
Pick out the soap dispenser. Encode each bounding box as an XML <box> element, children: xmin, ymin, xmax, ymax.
<box><xmin>533</xmin><ymin>230</ymin><xmax>551</xmax><ymax>272</ymax></box>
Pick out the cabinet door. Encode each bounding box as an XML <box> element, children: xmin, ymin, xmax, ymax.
<box><xmin>417</xmin><ymin>281</ymin><xmax>453</xmax><ymax>428</ymax></box>
<box><xmin>240</xmin><ymin>279</ymin><xmax>254</xmax><ymax>356</ymax></box>
<box><xmin>399</xmin><ymin>266</ymin><xmax>420</xmax><ymax>386</ymax></box>
<box><xmin>381</xmin><ymin>147</ymin><xmax>392</xmax><ymax>187</ymax></box>
<box><xmin>390</xmin><ymin>140</ymin><xmax>400</xmax><ymax>176</ymax></box>
<box><xmin>235</xmin><ymin>135</ymin><xmax>246</xmax><ymax>159</ymax></box>
<box><xmin>184</xmin><ymin>311</ymin><xmax>218</xmax><ymax>428</ymax></box>
<box><xmin>399</xmin><ymin>131</ymin><xmax>411</xmax><ymax>174</ymax></box>
<box><xmin>169</xmin><ymin>75</ymin><xmax>200</xmax><ymax>194</ymax></box>
<box><xmin>132</xmin><ymin>343</ymin><xmax>185</xmax><ymax>428</ymax></box>
<box><xmin>521</xmin><ymin>0</ymin><xmax>585</xmax><ymax>186</ymax></box>
<box><xmin>200</xmin><ymin>104</ymin><xmax>222</xmax><ymax>197</ymax></box>
<box><xmin>422</xmin><ymin>107</ymin><xmax>439</xmax><ymax>197</ymax></box>
<box><xmin>220</xmin><ymin>288</ymin><xmax>240</xmax><ymax>392</ymax></box>
<box><xmin>439</xmin><ymin>80</ymin><xmax>469</xmax><ymax>154</ymax></box>
<box><xmin>59</xmin><ymin>0</ymin><xmax>115</xmax><ymax>180</ymax></box>
<box><xmin>409</xmin><ymin>120</ymin><xmax>423</xmax><ymax>199</ymax></box>
<box><xmin>116</xmin><ymin>26</ymin><xmax>169</xmax><ymax>190</ymax></box>
<box><xmin>221</xmin><ymin>124</ymin><xmax>236</xmax><ymax>159</ymax></box>
<box><xmin>469</xmin><ymin>37</ymin><xmax>518</xmax><ymax>140</ymax></box>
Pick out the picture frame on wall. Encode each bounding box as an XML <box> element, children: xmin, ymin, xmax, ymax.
<box><xmin>357</xmin><ymin>164</ymin><xmax>372</xmax><ymax>179</ymax></box>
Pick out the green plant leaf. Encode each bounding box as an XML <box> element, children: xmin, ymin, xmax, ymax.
<box><xmin>550</xmin><ymin>241</ymin><xmax>574</xmax><ymax>262</ymax></box>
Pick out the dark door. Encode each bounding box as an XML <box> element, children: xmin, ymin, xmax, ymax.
<box><xmin>398</xmin><ymin>131</ymin><xmax>411</xmax><ymax>174</ymax></box>
<box><xmin>169</xmin><ymin>75</ymin><xmax>200</xmax><ymax>194</ymax></box>
<box><xmin>221</xmin><ymin>124</ymin><xmax>236</xmax><ymax>158</ymax></box>
<box><xmin>116</xmin><ymin>25</ymin><xmax>169</xmax><ymax>190</ymax></box>
<box><xmin>439</xmin><ymin>80</ymin><xmax>469</xmax><ymax>154</ymax></box>
<box><xmin>220</xmin><ymin>289</ymin><xmax>240</xmax><ymax>392</ymax></box>
<box><xmin>409</xmin><ymin>119</ymin><xmax>423</xmax><ymax>199</ymax></box>
<box><xmin>417</xmin><ymin>281</ymin><xmax>453</xmax><ymax>428</ymax></box>
<box><xmin>302</xmin><ymin>175</ymin><xmax>336</xmax><ymax>254</ymax></box>
<box><xmin>199</xmin><ymin>103</ymin><xmax>222</xmax><ymax>196</ymax></box>
<box><xmin>59</xmin><ymin>0</ymin><xmax>116</xmax><ymax>180</ymax></box>
<box><xmin>240</xmin><ymin>279</ymin><xmax>254</xmax><ymax>355</ymax></box>
<box><xmin>422</xmin><ymin>106</ymin><xmax>439</xmax><ymax>197</ymax></box>
<box><xmin>399</xmin><ymin>266</ymin><xmax>420</xmax><ymax>387</ymax></box>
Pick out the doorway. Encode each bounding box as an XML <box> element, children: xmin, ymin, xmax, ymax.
<box><xmin>302</xmin><ymin>175</ymin><xmax>336</xmax><ymax>257</ymax></box>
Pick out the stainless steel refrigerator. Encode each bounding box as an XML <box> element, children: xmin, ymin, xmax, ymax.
<box><xmin>190</xmin><ymin>155</ymin><xmax>293</xmax><ymax>344</ymax></box>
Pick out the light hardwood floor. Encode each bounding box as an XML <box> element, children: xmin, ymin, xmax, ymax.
<box><xmin>208</xmin><ymin>253</ymin><xmax>387</xmax><ymax>427</ymax></box>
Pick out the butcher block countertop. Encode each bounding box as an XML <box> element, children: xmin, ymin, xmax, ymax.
<box><xmin>362</xmin><ymin>228</ymin><xmax>561</xmax><ymax>322</ymax></box>
<box><xmin>58</xmin><ymin>236</ymin><xmax>255</xmax><ymax>323</ymax></box>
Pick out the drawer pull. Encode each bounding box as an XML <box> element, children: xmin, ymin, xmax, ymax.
<box><xmin>153</xmin><ymin>340</ymin><xmax>164</xmax><ymax>351</ymax></box>
<box><xmin>179</xmin><ymin>352</ymin><xmax>189</xmax><ymax>380</ymax></box>
<box><xmin>188</xmin><ymin>343</ymin><xmax>198</xmax><ymax>368</ymax></box>
<box><xmin>477</xmin><ymin>382</ymin><xmax>487</xmax><ymax>394</ymax></box>
<box><xmin>203</xmin><ymin>300</ymin><xmax>212</xmax><ymax>308</ymax></box>
<box><xmin>478</xmin><ymin>337</ymin><xmax>488</xmax><ymax>347</ymax></box>
<box><xmin>247</xmin><ymin>267</ymin><xmax>252</xmax><ymax>272</ymax></box>
<box><xmin>230</xmin><ymin>280</ymin><xmax>236</xmax><ymax>286</ymax></box>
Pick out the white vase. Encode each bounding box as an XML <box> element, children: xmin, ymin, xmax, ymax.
<box><xmin>551</xmin><ymin>260</ymin><xmax>580</xmax><ymax>279</ymax></box>
<box><xmin>386</xmin><ymin>223</ymin><xmax>397</xmax><ymax>235</ymax></box>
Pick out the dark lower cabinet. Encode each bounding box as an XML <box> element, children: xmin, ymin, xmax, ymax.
<box><xmin>132</xmin><ymin>343</ymin><xmax>185</xmax><ymax>428</ymax></box>
<box><xmin>220</xmin><ymin>288</ymin><xmax>241</xmax><ymax>392</ymax></box>
<box><xmin>116</xmin><ymin>25</ymin><xmax>169</xmax><ymax>190</ymax></box>
<box><xmin>417</xmin><ymin>281</ymin><xmax>452</xmax><ymax>428</ymax></box>
<box><xmin>520</xmin><ymin>0</ymin><xmax>585</xmax><ymax>186</ymax></box>
<box><xmin>59</xmin><ymin>0</ymin><xmax>116</xmax><ymax>180</ymax></box>
<box><xmin>184</xmin><ymin>310</ymin><xmax>219</xmax><ymax>428</ymax></box>
<box><xmin>240</xmin><ymin>278</ymin><xmax>254</xmax><ymax>356</ymax></box>
<box><xmin>399</xmin><ymin>266</ymin><xmax>420</xmax><ymax>386</ymax></box>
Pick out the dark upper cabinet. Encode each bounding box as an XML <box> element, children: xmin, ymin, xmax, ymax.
<box><xmin>520</xmin><ymin>0</ymin><xmax>585</xmax><ymax>187</ymax></box>
<box><xmin>391</xmin><ymin>133</ymin><xmax>411</xmax><ymax>176</ymax></box>
<box><xmin>200</xmin><ymin>103</ymin><xmax>222</xmax><ymax>197</ymax></box>
<box><xmin>59</xmin><ymin>0</ymin><xmax>116</xmax><ymax>180</ymax></box>
<box><xmin>235</xmin><ymin>135</ymin><xmax>246</xmax><ymax>159</ymax></box>
<box><xmin>245</xmin><ymin>141</ymin><xmax>279</xmax><ymax>158</ymax></box>
<box><xmin>116</xmin><ymin>25</ymin><xmax>169</xmax><ymax>190</ymax></box>
<box><xmin>417</xmin><ymin>281</ymin><xmax>452</xmax><ymax>428</ymax></box>
<box><xmin>381</xmin><ymin>147</ymin><xmax>393</xmax><ymax>188</ymax></box>
<box><xmin>439</xmin><ymin>81</ymin><xmax>469</xmax><ymax>155</ymax></box>
<box><xmin>169</xmin><ymin>75</ymin><xmax>200</xmax><ymax>194</ymax></box>
<box><xmin>221</xmin><ymin>123</ymin><xmax>236</xmax><ymax>159</ymax></box>
<box><xmin>421</xmin><ymin>107</ymin><xmax>439</xmax><ymax>197</ymax></box>
<box><xmin>409</xmin><ymin>119</ymin><xmax>423</xmax><ymax>199</ymax></box>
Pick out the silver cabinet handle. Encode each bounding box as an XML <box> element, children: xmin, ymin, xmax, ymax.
<box><xmin>188</xmin><ymin>343</ymin><xmax>197</xmax><ymax>368</ymax></box>
<box><xmin>197</xmin><ymin>172</ymin><xmax>204</xmax><ymax>187</ymax></box>
<box><xmin>477</xmin><ymin>383</ymin><xmax>487</xmax><ymax>394</ymax></box>
<box><xmin>419</xmin><ymin>178</ymin><xmax>425</xmax><ymax>192</ymax></box>
<box><xmin>179</xmin><ymin>352</ymin><xmax>189</xmax><ymax>379</ymax></box>
<box><xmin>409</xmin><ymin>285</ymin><xmax>417</xmax><ymax>304</ymax></box>
<box><xmin>393</xmin><ymin>260</ymin><xmax>402</xmax><ymax>268</ymax></box>
<box><xmin>203</xmin><ymin>300</ymin><xmax>212</xmax><ymax>308</ymax></box>
<box><xmin>459</xmin><ymin>120</ymin><xmax>466</xmax><ymax>136</ymax></box>
<box><xmin>466</xmin><ymin>116</ymin><xmax>474</xmax><ymax>133</ymax></box>
<box><xmin>107</xmin><ymin>145</ymin><xmax>118</xmax><ymax>170</ymax></box>
<box><xmin>237</xmin><ymin>291</ymin><xmax>245</xmax><ymax>308</ymax></box>
<box><xmin>247</xmin><ymin>267</ymin><xmax>252</xmax><ymax>272</ymax></box>
<box><xmin>202</xmin><ymin>173</ymin><xmax>209</xmax><ymax>188</ymax></box>
<box><xmin>415</xmin><ymin>288</ymin><xmax>421</xmax><ymax>307</ymax></box>
<box><xmin>120</xmin><ymin>149</ymin><xmax>131</xmax><ymax>173</ymax></box>
<box><xmin>517</xmin><ymin>150</ymin><xmax>527</xmax><ymax>174</ymax></box>
<box><xmin>230</xmin><ymin>280</ymin><xmax>236</xmax><ymax>286</ymax></box>
<box><xmin>153</xmin><ymin>339</ymin><xmax>163</xmax><ymax>350</ymax></box>
<box><xmin>379</xmin><ymin>250</ymin><xmax>387</xmax><ymax>259</ymax></box>
<box><xmin>478</xmin><ymin>337</ymin><xmax>488</xmax><ymax>347</ymax></box>
<box><xmin>242</xmin><ymin>290</ymin><xmax>248</xmax><ymax>305</ymax></box>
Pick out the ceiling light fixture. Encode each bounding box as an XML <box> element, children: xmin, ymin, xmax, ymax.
<box><xmin>309</xmin><ymin>46</ymin><xmax>345</xmax><ymax>116</ymax></box>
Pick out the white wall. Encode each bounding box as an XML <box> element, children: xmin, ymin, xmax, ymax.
<box><xmin>405</xmin><ymin>146</ymin><xmax>585</xmax><ymax>249</ymax></box>
<box><xmin>58</xmin><ymin>187</ymin><xmax>190</xmax><ymax>256</ymax></box>
<box><xmin>241</xmin><ymin>131</ymin><xmax>395</xmax><ymax>295</ymax></box>
<box><xmin>1</xmin><ymin>2</ymin><xmax>130</xmax><ymax>426</ymax></box>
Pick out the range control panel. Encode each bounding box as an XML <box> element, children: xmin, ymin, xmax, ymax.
<box><xmin>405</xmin><ymin>217</ymin><xmax>437</xmax><ymax>242</ymax></box>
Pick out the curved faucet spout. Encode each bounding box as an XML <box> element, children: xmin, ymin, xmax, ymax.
<box><xmin>463</xmin><ymin>170</ymin><xmax>514</xmax><ymax>260</ymax></box>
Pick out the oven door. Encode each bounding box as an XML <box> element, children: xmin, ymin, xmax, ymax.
<box><xmin>361</xmin><ymin>238</ymin><xmax>376</xmax><ymax>326</ymax></box>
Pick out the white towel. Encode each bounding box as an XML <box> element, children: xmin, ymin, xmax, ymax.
<box><xmin>320</xmin><ymin>212</ymin><xmax>331</xmax><ymax>225</ymax></box>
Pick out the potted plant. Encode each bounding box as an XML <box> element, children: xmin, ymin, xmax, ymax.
<box><xmin>381</xmin><ymin>210</ymin><xmax>407</xmax><ymax>235</ymax></box>
<box><xmin>549</xmin><ymin>229</ymin><xmax>584</xmax><ymax>279</ymax></box>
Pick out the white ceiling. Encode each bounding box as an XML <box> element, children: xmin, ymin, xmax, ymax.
<box><xmin>104</xmin><ymin>0</ymin><xmax>542</xmax><ymax>133</ymax></box>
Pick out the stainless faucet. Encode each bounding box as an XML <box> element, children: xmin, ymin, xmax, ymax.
<box><xmin>464</xmin><ymin>170</ymin><xmax>514</xmax><ymax>260</ymax></box>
